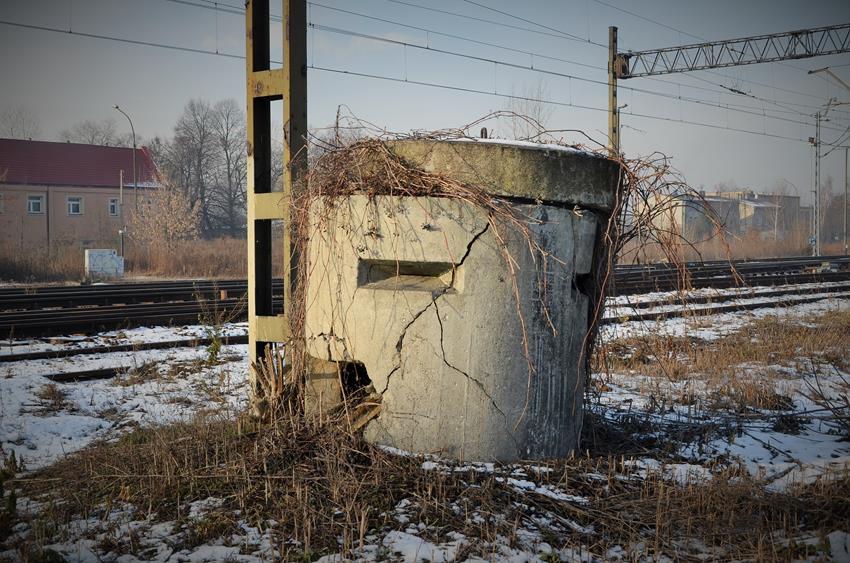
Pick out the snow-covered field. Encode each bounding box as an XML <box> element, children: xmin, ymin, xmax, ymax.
<box><xmin>0</xmin><ymin>323</ymin><xmax>250</xmax><ymax>471</ymax></box>
<box><xmin>1</xmin><ymin>292</ymin><xmax>849</xmax><ymax>561</ymax></box>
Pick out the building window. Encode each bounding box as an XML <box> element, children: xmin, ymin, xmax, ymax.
<box><xmin>0</xmin><ymin>193</ymin><xmax>4</xmax><ymax>214</ymax></box>
<box><xmin>108</xmin><ymin>198</ymin><xmax>119</xmax><ymax>216</ymax></box>
<box><xmin>67</xmin><ymin>196</ymin><xmax>83</xmax><ymax>216</ymax></box>
<box><xmin>27</xmin><ymin>195</ymin><xmax>45</xmax><ymax>214</ymax></box>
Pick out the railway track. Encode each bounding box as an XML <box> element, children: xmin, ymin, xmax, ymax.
<box><xmin>602</xmin><ymin>287</ymin><xmax>850</xmax><ymax>325</ymax></box>
<box><xmin>1</xmin><ymin>255</ymin><xmax>848</xmax><ymax>338</ymax></box>
<box><xmin>7</xmin><ymin>280</ymin><xmax>850</xmax><ymax>381</ymax></box>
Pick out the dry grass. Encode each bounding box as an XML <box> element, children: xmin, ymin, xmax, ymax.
<box><xmin>6</xmin><ymin>405</ymin><xmax>848</xmax><ymax>561</ymax></box>
<box><xmin>594</xmin><ymin>310</ymin><xmax>850</xmax><ymax>416</ymax></box>
<box><xmin>32</xmin><ymin>384</ymin><xmax>69</xmax><ymax>414</ymax></box>
<box><xmin>124</xmin><ymin>238</ymin><xmax>248</xmax><ymax>279</ymax></box>
<box><xmin>611</xmin><ymin>229</ymin><xmax>812</xmax><ymax>264</ymax></box>
<box><xmin>0</xmin><ymin>238</ymin><xmax>251</xmax><ymax>282</ymax></box>
<box><xmin>0</xmin><ymin>242</ymin><xmax>85</xmax><ymax>282</ymax></box>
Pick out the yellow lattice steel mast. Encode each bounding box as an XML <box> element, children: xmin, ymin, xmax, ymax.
<box><xmin>245</xmin><ymin>0</ymin><xmax>307</xmax><ymax>377</ymax></box>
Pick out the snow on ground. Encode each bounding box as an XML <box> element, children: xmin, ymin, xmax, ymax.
<box><xmin>596</xmin><ymin>293</ymin><xmax>850</xmax><ymax>492</ymax></box>
<box><xmin>606</xmin><ymin>280</ymin><xmax>850</xmax><ymax>307</ymax></box>
<box><xmin>1</xmin><ymin>290</ymin><xmax>849</xmax><ymax>561</ymax></box>
<box><xmin>6</xmin><ymin>498</ymin><xmax>279</xmax><ymax>563</ymax></box>
<box><xmin>0</xmin><ymin>342</ymin><xmax>249</xmax><ymax>470</ymax></box>
<box><xmin>601</xmin><ymin>292</ymin><xmax>850</xmax><ymax>341</ymax></box>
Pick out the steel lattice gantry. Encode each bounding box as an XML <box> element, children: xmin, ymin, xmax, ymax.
<box><xmin>606</xmin><ymin>22</ymin><xmax>850</xmax><ymax>153</ymax></box>
<box><xmin>245</xmin><ymin>0</ymin><xmax>307</xmax><ymax>367</ymax></box>
<box><xmin>615</xmin><ymin>23</ymin><xmax>850</xmax><ymax>79</ymax></box>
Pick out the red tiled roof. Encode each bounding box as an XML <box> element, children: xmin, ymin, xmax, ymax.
<box><xmin>0</xmin><ymin>138</ymin><xmax>159</xmax><ymax>188</ymax></box>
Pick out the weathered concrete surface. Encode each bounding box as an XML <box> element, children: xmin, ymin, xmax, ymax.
<box><xmin>305</xmin><ymin>194</ymin><xmax>601</xmax><ymax>461</ymax></box>
<box><xmin>385</xmin><ymin>139</ymin><xmax>621</xmax><ymax>212</ymax></box>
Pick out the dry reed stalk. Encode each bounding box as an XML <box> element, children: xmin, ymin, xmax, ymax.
<box><xmin>13</xmin><ymin>418</ymin><xmax>849</xmax><ymax>561</ymax></box>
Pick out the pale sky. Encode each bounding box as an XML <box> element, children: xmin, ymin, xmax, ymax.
<box><xmin>2</xmin><ymin>0</ymin><xmax>850</xmax><ymax>203</ymax></box>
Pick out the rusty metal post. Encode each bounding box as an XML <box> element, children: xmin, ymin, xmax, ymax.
<box><xmin>245</xmin><ymin>0</ymin><xmax>307</xmax><ymax>371</ymax></box>
<box><xmin>608</xmin><ymin>26</ymin><xmax>620</xmax><ymax>155</ymax></box>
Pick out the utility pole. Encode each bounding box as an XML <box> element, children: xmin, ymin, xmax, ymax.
<box><xmin>809</xmin><ymin>66</ymin><xmax>850</xmax><ymax>256</ymax></box>
<box><xmin>813</xmin><ymin>112</ymin><xmax>821</xmax><ymax>256</ymax></box>
<box><xmin>609</xmin><ymin>23</ymin><xmax>850</xmax><ymax>240</ymax></box>
<box><xmin>113</xmin><ymin>105</ymin><xmax>137</xmax><ymax>210</ymax></box>
<box><xmin>608</xmin><ymin>26</ymin><xmax>620</xmax><ymax>154</ymax></box>
<box><xmin>119</xmin><ymin>170</ymin><xmax>125</xmax><ymax>257</ymax></box>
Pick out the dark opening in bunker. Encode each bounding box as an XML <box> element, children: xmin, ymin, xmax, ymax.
<box><xmin>357</xmin><ymin>259</ymin><xmax>458</xmax><ymax>292</ymax></box>
<box><xmin>340</xmin><ymin>361</ymin><xmax>371</xmax><ymax>398</ymax></box>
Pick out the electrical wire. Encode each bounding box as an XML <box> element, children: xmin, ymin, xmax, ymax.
<box><xmin>1</xmin><ymin>11</ymin><xmax>842</xmax><ymax>143</ymax></box>
<box><xmin>0</xmin><ymin>18</ymin><xmax>246</xmax><ymax>61</ymax></box>
<box><xmin>458</xmin><ymin>0</ymin><xmax>604</xmax><ymax>47</ymax></box>
<box><xmin>380</xmin><ymin>0</ymin><xmax>599</xmax><ymax>45</ymax></box>
<box><xmin>311</xmin><ymin>23</ymin><xmax>847</xmax><ymax>133</ymax></box>
<box><xmin>162</xmin><ymin>0</ymin><xmax>850</xmax><ymax>119</ymax></box>
<box><xmin>309</xmin><ymin>63</ymin><xmax>812</xmax><ymax>143</ymax></box>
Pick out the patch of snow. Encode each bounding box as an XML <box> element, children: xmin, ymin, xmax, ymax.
<box><xmin>0</xmin><ymin>345</ymin><xmax>249</xmax><ymax>470</ymax></box>
<box><xmin>446</xmin><ymin>136</ymin><xmax>594</xmax><ymax>156</ymax></box>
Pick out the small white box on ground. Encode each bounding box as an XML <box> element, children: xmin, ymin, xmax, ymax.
<box><xmin>85</xmin><ymin>249</ymin><xmax>124</xmax><ymax>279</ymax></box>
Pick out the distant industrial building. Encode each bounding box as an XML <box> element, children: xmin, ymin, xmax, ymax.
<box><xmin>0</xmin><ymin>138</ymin><xmax>159</xmax><ymax>249</ymax></box>
<box><xmin>643</xmin><ymin>189</ymin><xmax>809</xmax><ymax>242</ymax></box>
<box><xmin>705</xmin><ymin>190</ymin><xmax>805</xmax><ymax>238</ymax></box>
<box><xmin>641</xmin><ymin>192</ymin><xmax>738</xmax><ymax>241</ymax></box>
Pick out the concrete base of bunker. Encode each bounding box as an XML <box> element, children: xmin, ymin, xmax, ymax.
<box><xmin>303</xmin><ymin>139</ymin><xmax>620</xmax><ymax>462</ymax></box>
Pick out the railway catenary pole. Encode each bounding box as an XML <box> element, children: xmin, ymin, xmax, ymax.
<box><xmin>814</xmin><ymin>112</ymin><xmax>822</xmax><ymax>256</ymax></box>
<box><xmin>808</xmin><ymin>68</ymin><xmax>850</xmax><ymax>256</ymax></box>
<box><xmin>607</xmin><ymin>26</ymin><xmax>620</xmax><ymax>154</ymax></box>
<box><xmin>245</xmin><ymin>0</ymin><xmax>307</xmax><ymax>371</ymax></box>
<box><xmin>608</xmin><ymin>23</ymin><xmax>850</xmax><ymax>251</ymax></box>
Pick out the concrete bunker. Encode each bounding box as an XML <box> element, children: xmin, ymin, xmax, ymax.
<box><xmin>303</xmin><ymin>138</ymin><xmax>621</xmax><ymax>462</ymax></box>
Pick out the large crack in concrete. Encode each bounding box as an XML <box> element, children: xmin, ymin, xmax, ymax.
<box><xmin>432</xmin><ymin>298</ymin><xmax>522</xmax><ymax>455</ymax></box>
<box><xmin>379</xmin><ymin>222</ymin><xmax>490</xmax><ymax>395</ymax></box>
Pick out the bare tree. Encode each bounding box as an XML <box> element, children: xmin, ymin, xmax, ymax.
<box><xmin>170</xmin><ymin>99</ymin><xmax>217</xmax><ymax>234</ymax></box>
<box><xmin>502</xmin><ymin>79</ymin><xmax>554</xmax><ymax>140</ymax></box>
<box><xmin>59</xmin><ymin>118</ymin><xmax>131</xmax><ymax>146</ymax></box>
<box><xmin>0</xmin><ymin>106</ymin><xmax>41</xmax><ymax>140</ymax></box>
<box><xmin>208</xmin><ymin>99</ymin><xmax>247</xmax><ymax>236</ymax></box>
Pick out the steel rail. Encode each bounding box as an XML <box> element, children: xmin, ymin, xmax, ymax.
<box><xmin>1</xmin><ymin>256</ymin><xmax>848</xmax><ymax>338</ymax></box>
<box><xmin>21</xmin><ymin>287</ymin><xmax>850</xmax><ymax>382</ymax></box>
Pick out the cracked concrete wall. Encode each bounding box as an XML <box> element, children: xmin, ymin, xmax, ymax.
<box><xmin>305</xmin><ymin>194</ymin><xmax>601</xmax><ymax>461</ymax></box>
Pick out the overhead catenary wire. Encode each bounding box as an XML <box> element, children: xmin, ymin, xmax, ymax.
<box><xmin>381</xmin><ymin>0</ymin><xmax>601</xmax><ymax>45</ymax></box>
<box><xmin>311</xmin><ymin>23</ymin><xmax>847</xmax><ymax>134</ymax></box>
<box><xmin>458</xmin><ymin>0</ymin><xmax>605</xmax><ymax>47</ymax></box>
<box><xmin>186</xmin><ymin>0</ymin><xmax>850</xmax><ymax>123</ymax></box>
<box><xmin>161</xmin><ymin>0</ymin><xmax>850</xmax><ymax>119</ymax></box>
<box><xmin>320</xmin><ymin>1</ymin><xmax>850</xmax><ymax>118</ymax></box>
<box><xmin>0</xmin><ymin>18</ymin><xmax>246</xmax><ymax>61</ymax></box>
<box><xmin>309</xmin><ymin>63</ymin><xmax>813</xmax><ymax>143</ymax></box>
<box><xmin>1</xmin><ymin>6</ymin><xmax>845</xmax><ymax>145</ymax></box>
